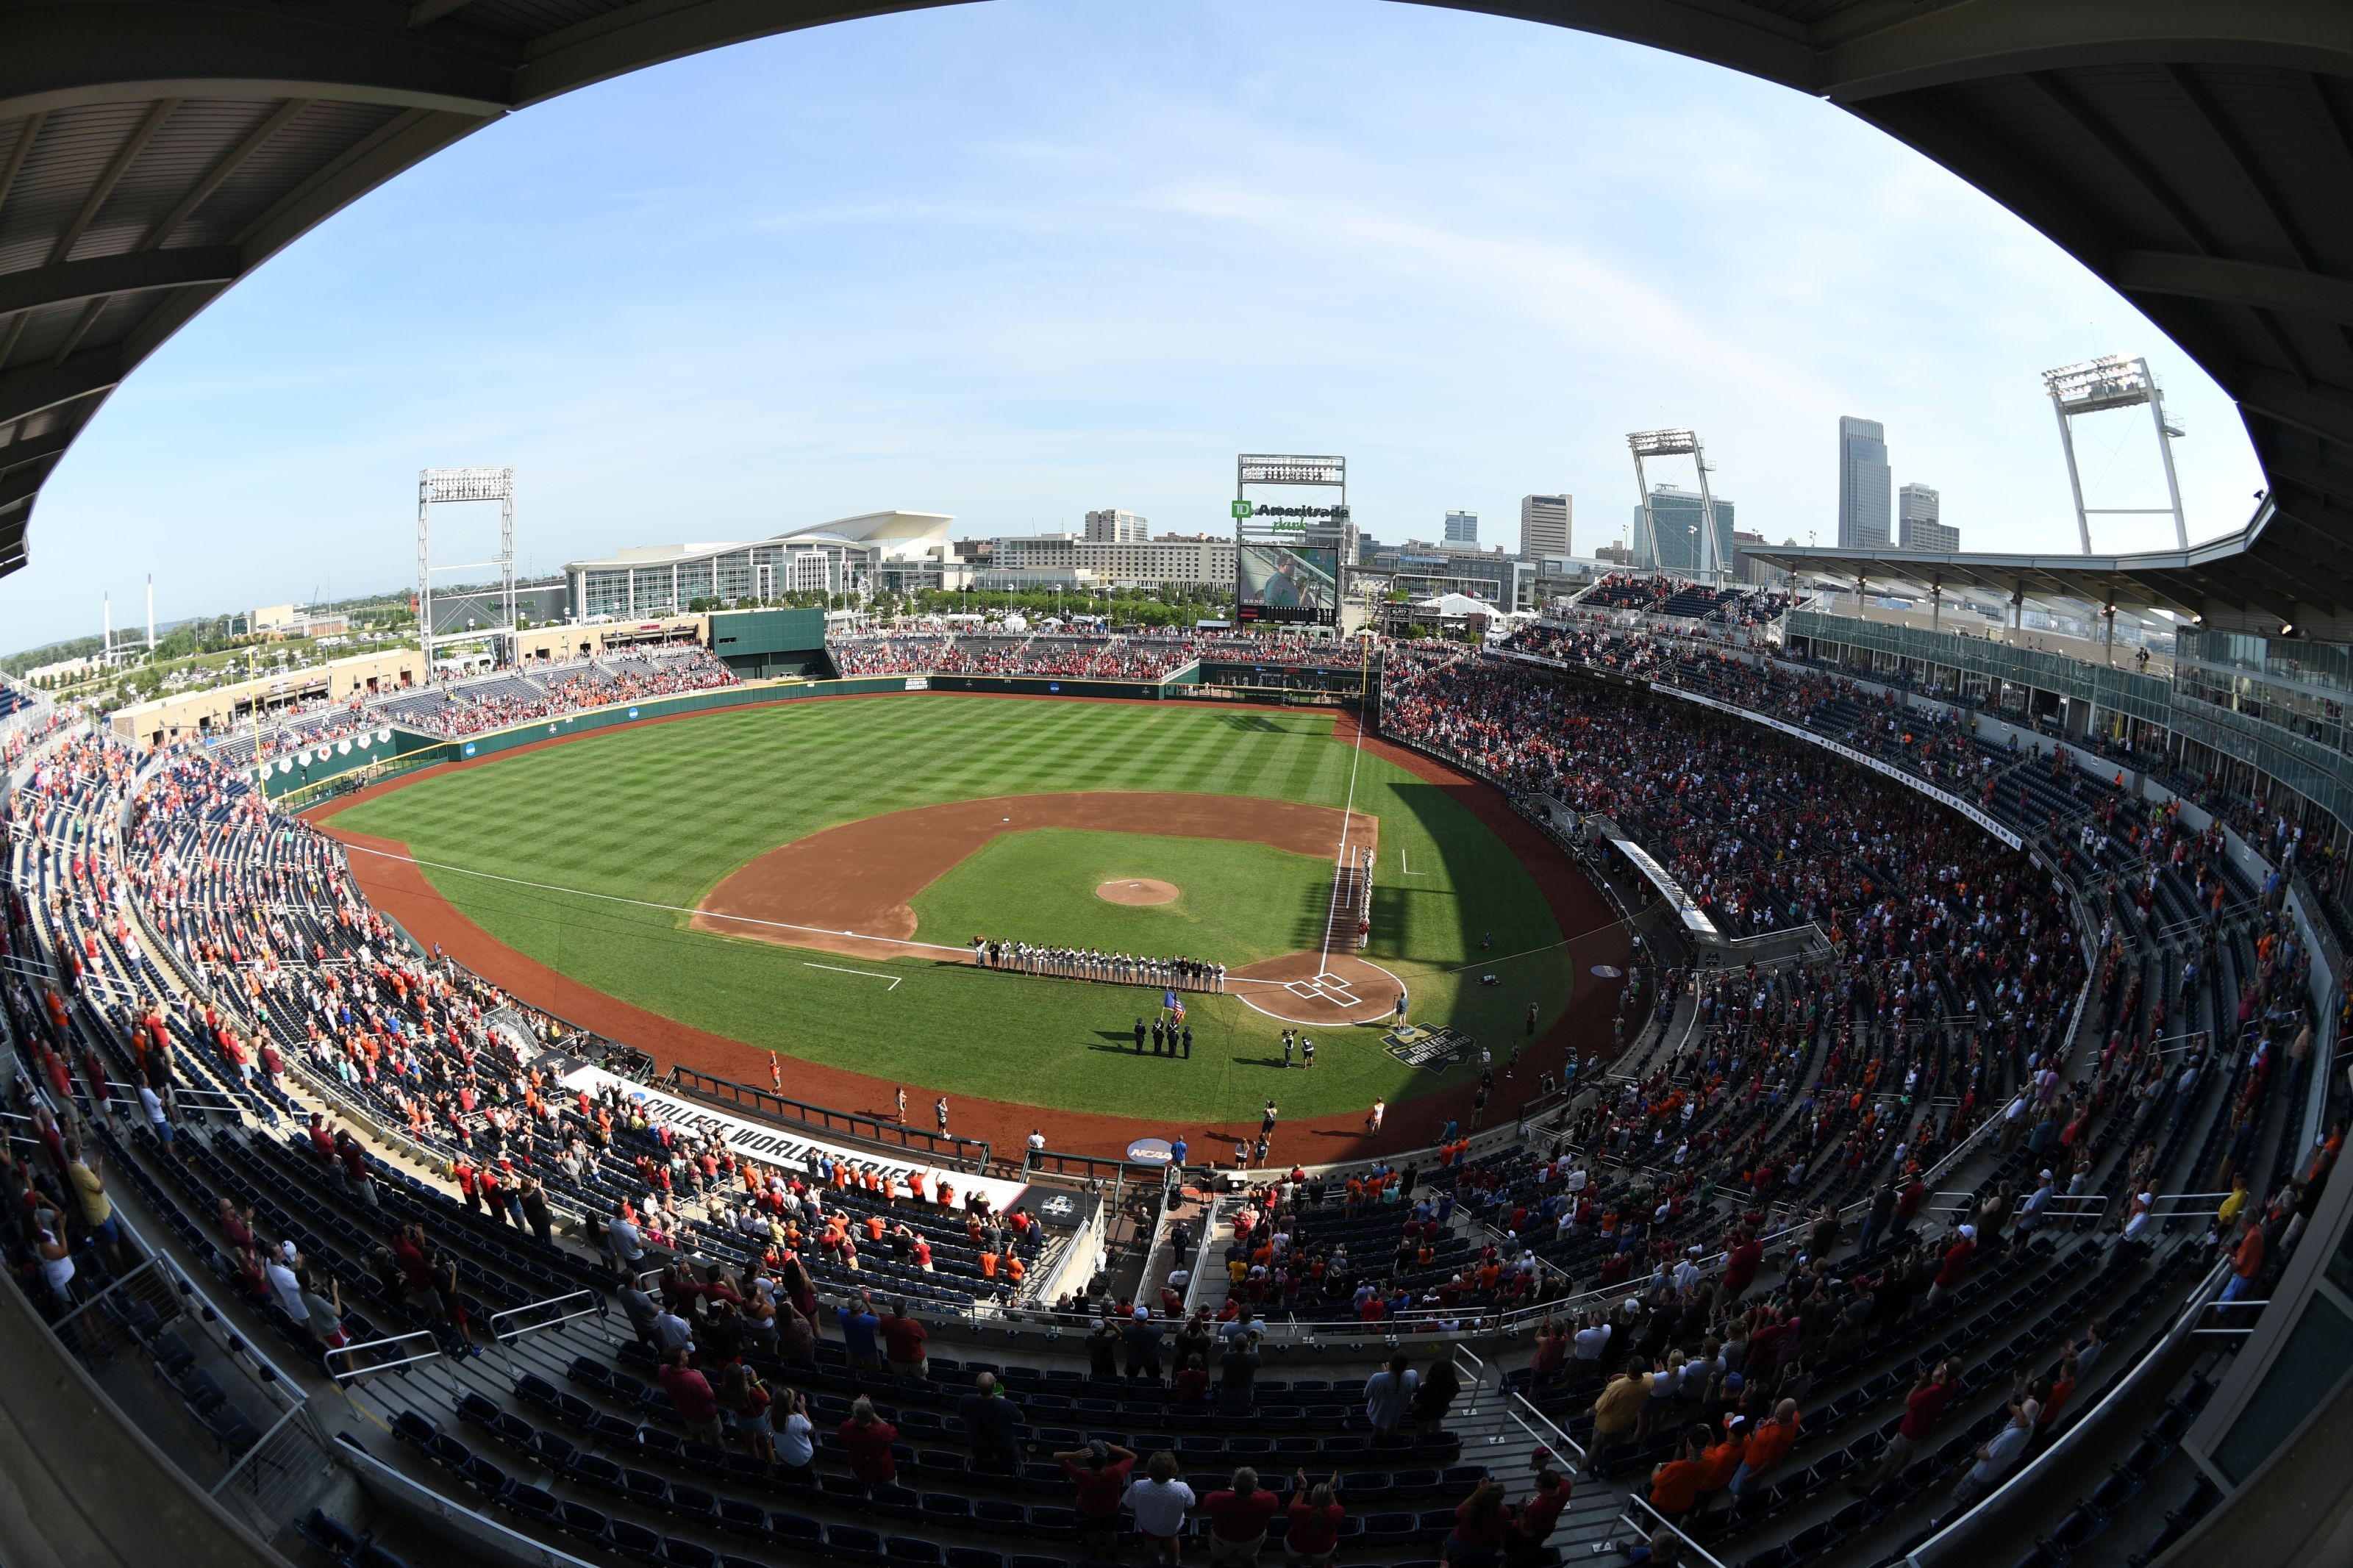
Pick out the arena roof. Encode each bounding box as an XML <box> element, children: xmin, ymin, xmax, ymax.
<box><xmin>565</xmin><ymin>510</ymin><xmax>954</xmax><ymax>573</ymax></box>
<box><xmin>2</xmin><ymin>1</ymin><xmax>2351</xmax><ymax>629</ymax></box>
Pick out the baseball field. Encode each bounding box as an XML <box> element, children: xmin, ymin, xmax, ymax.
<box><xmin>316</xmin><ymin>695</ymin><xmax>1583</xmax><ymax>1128</ymax></box>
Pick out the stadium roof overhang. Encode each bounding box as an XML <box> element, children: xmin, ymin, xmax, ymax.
<box><xmin>1747</xmin><ymin>498</ymin><xmax>2353</xmax><ymax>639</ymax></box>
<box><xmin>4</xmin><ymin>1</ymin><xmax>2353</xmax><ymax>631</ymax></box>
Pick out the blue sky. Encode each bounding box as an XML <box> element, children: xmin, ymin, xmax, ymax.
<box><xmin>3</xmin><ymin>0</ymin><xmax>2264</xmax><ymax>650</ymax></box>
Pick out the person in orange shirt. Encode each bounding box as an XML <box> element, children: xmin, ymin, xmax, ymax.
<box><xmin>1646</xmin><ymin>1427</ymin><xmax>1712</xmax><ymax>1520</ymax></box>
<box><xmin>1006</xmin><ymin>1253</ymin><xmax>1026</xmax><ymax>1286</ymax></box>
<box><xmin>865</xmin><ymin>1213</ymin><xmax>885</xmax><ymax>1245</ymax></box>
<box><xmin>1696</xmin><ymin>1417</ymin><xmax>1746</xmax><ymax>1498</ymax></box>
<box><xmin>1730</xmin><ymin>1400</ymin><xmax>1800</xmax><ymax>1494</ymax></box>
<box><xmin>979</xmin><ymin>1250</ymin><xmax>1000</xmax><ymax>1280</ymax></box>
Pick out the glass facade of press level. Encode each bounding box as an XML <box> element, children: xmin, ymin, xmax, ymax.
<box><xmin>1790</xmin><ymin>610</ymin><xmax>2353</xmax><ymax>827</ymax></box>
<box><xmin>575</xmin><ymin>541</ymin><xmax>872</xmax><ymax>617</ymax></box>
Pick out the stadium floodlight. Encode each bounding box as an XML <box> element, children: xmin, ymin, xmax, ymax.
<box><xmin>417</xmin><ymin>466</ymin><xmax>517</xmax><ymax>671</ymax></box>
<box><xmin>1238</xmin><ymin>455</ymin><xmax>1346</xmax><ymax>490</ymax></box>
<box><xmin>1626</xmin><ymin>429</ymin><xmax>1724</xmax><ymax>584</ymax></box>
<box><xmin>2040</xmin><ymin>354</ymin><xmax>2187</xmax><ymax>552</ymax></box>
<box><xmin>1626</xmin><ymin>428</ymin><xmax>1701</xmax><ymax>459</ymax></box>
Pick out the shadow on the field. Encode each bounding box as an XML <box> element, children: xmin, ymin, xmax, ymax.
<box><xmin>1217</xmin><ymin>715</ymin><xmax>1289</xmax><ymax>732</ymax></box>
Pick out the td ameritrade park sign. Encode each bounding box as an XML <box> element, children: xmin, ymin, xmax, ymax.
<box><xmin>1653</xmin><ymin>683</ymin><xmax>2025</xmax><ymax>851</ymax></box>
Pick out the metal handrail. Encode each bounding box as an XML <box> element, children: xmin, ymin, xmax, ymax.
<box><xmin>327</xmin><ymin>1328</ymin><xmax>444</xmax><ymax>1383</ymax></box>
<box><xmin>489</xmin><ymin>1289</ymin><xmax>604</xmax><ymax>1345</ymax></box>
<box><xmin>1620</xmin><ymin>1495</ymin><xmax>1731</xmax><ymax>1568</ymax></box>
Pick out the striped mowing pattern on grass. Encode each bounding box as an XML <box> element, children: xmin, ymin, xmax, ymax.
<box><xmin>326</xmin><ymin>696</ymin><xmax>1574</xmax><ymax>1122</ymax></box>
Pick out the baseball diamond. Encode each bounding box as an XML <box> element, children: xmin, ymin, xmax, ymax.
<box><xmin>313</xmin><ymin>692</ymin><xmax>1613</xmax><ymax>1152</ymax></box>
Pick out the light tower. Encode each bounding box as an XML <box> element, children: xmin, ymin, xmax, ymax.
<box><xmin>1627</xmin><ymin>428</ymin><xmax>1724</xmax><ymax>582</ymax></box>
<box><xmin>2041</xmin><ymin>354</ymin><xmax>2188</xmax><ymax>553</ymax></box>
<box><xmin>416</xmin><ymin>467</ymin><xmax>517</xmax><ymax>670</ymax></box>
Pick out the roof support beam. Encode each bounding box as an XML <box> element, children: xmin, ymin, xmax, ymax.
<box><xmin>1816</xmin><ymin>2</ymin><xmax>2353</xmax><ymax>101</ymax></box>
<box><xmin>0</xmin><ymin>429</ymin><xmax>71</xmax><ymax>477</ymax></box>
<box><xmin>2115</xmin><ymin>251</ymin><xmax>2353</xmax><ymax>330</ymax></box>
<box><xmin>0</xmin><ymin>111</ymin><xmax>41</xmax><ymax>223</ymax></box>
<box><xmin>48</xmin><ymin>98</ymin><xmax>176</xmax><ymax>266</ymax></box>
<box><xmin>143</xmin><ymin>98</ymin><xmax>310</xmax><ymax>251</ymax></box>
<box><xmin>0</xmin><ymin>5</ymin><xmax>516</xmax><ymax>121</ymax></box>
<box><xmin>2233</xmin><ymin>366</ymin><xmax>2353</xmax><ymax>447</ymax></box>
<box><xmin>0</xmin><ymin>247</ymin><xmax>239</xmax><ymax>321</ymax></box>
<box><xmin>0</xmin><ymin>349</ymin><xmax>121</xmax><ymax>427</ymax></box>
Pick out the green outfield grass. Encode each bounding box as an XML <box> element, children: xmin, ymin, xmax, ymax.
<box><xmin>909</xmin><ymin>829</ymin><xmax>1332</xmax><ymax>964</ymax></box>
<box><xmin>326</xmin><ymin>695</ymin><xmax>1574</xmax><ymax>1122</ymax></box>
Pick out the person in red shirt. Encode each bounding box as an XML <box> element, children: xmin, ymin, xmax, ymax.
<box><xmin>657</xmin><ymin>1348</ymin><xmax>724</xmax><ymax>1446</ymax></box>
<box><xmin>1926</xmin><ymin>1225</ymin><xmax>1977</xmax><ymax>1306</ymax></box>
<box><xmin>1202</xmin><ymin>1467</ymin><xmax>1282</xmax><ymax>1566</ymax></box>
<box><xmin>1852</xmin><ymin>1358</ymin><xmax>1956</xmax><ymax>1494</ymax></box>
<box><xmin>1283</xmin><ymin>1472</ymin><xmax>1346</xmax><ymax>1568</ymax></box>
<box><xmin>1054</xmin><ymin>1439</ymin><xmax>1137</xmax><ymax>1560</ymax></box>
<box><xmin>838</xmin><ymin>1396</ymin><xmax>899</xmax><ymax>1492</ymax></box>
<box><xmin>1174</xmin><ymin>1354</ymin><xmax>1212</xmax><ymax>1406</ymax></box>
<box><xmin>1444</xmin><ymin>1480</ymin><xmax>1510</xmax><ymax>1568</ymax></box>
<box><xmin>1721</xmin><ymin>1230</ymin><xmax>1763</xmax><ymax>1302</ymax></box>
<box><xmin>1503</xmin><ymin>1469</ymin><xmax>1570</xmax><ymax>1566</ymax></box>
<box><xmin>880</xmin><ymin>1298</ymin><xmax>929</xmax><ymax>1380</ymax></box>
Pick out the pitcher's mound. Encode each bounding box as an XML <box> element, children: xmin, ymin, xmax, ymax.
<box><xmin>1098</xmin><ymin>878</ymin><xmax>1179</xmax><ymax>906</ymax></box>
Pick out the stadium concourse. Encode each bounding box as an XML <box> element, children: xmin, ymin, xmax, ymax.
<box><xmin>0</xmin><ymin>608</ymin><xmax>2332</xmax><ymax>1568</ymax></box>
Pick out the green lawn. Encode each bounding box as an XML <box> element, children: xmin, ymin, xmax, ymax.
<box><xmin>909</xmin><ymin>829</ymin><xmax>1332</xmax><ymax>964</ymax></box>
<box><xmin>326</xmin><ymin>696</ymin><xmax>1573</xmax><ymax>1120</ymax></box>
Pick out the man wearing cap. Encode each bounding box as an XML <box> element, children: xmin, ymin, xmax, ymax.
<box><xmin>1056</xmin><ymin>1439</ymin><xmax>1137</xmax><ymax>1558</ymax></box>
<box><xmin>2017</xmin><ymin>1171</ymin><xmax>2056</xmax><ymax>1235</ymax></box>
<box><xmin>1924</xmin><ymin>1225</ymin><xmax>1976</xmax><ymax>1307</ymax></box>
<box><xmin>1951</xmin><ymin>1397</ymin><xmax>2038</xmax><ymax>1506</ymax></box>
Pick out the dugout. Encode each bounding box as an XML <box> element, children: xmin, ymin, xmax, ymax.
<box><xmin>708</xmin><ymin>606</ymin><xmax>830</xmax><ymax>678</ymax></box>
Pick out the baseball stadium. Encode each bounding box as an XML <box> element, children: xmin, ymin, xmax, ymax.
<box><xmin>5</xmin><ymin>10</ymin><xmax>2353</xmax><ymax>1568</ymax></box>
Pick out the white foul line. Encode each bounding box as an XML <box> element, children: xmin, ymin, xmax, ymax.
<box><xmin>804</xmin><ymin>962</ymin><xmax>901</xmax><ymax>989</ymax></box>
<box><xmin>1401</xmin><ymin>848</ymin><xmax>1427</xmax><ymax>877</ymax></box>
<box><xmin>1318</xmin><ymin>711</ymin><xmax>1371</xmax><ymax>973</ymax></box>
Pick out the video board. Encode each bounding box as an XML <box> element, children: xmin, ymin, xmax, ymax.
<box><xmin>1237</xmin><ymin>543</ymin><xmax>1339</xmax><ymax>626</ymax></box>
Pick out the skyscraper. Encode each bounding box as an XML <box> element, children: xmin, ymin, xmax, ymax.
<box><xmin>1519</xmin><ymin>495</ymin><xmax>1571</xmax><ymax>558</ymax></box>
<box><xmin>1630</xmin><ymin>487</ymin><xmax>1735</xmax><ymax>574</ymax></box>
<box><xmin>1837</xmin><ymin>417</ymin><xmax>1892</xmax><ymax>549</ymax></box>
<box><xmin>1898</xmin><ymin>484</ymin><xmax>1957</xmax><ymax>552</ymax></box>
<box><xmin>1443</xmin><ymin>510</ymin><xmax>1479</xmax><ymax>545</ymax></box>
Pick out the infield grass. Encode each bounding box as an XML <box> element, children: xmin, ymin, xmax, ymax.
<box><xmin>325</xmin><ymin>695</ymin><xmax>1577</xmax><ymax>1124</ymax></box>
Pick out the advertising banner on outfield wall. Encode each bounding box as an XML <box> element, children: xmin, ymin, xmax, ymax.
<box><xmin>555</xmin><ymin>1062</ymin><xmax>1033</xmax><ymax>1211</ymax></box>
<box><xmin>1653</xmin><ymin>682</ymin><xmax>2026</xmax><ymax>851</ymax></box>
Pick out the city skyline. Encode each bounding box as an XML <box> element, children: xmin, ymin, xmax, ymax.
<box><xmin>0</xmin><ymin>0</ymin><xmax>2264</xmax><ymax>649</ymax></box>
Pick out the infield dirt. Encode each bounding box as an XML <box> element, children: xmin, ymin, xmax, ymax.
<box><xmin>689</xmin><ymin>792</ymin><xmax>1372</xmax><ymax>961</ymax></box>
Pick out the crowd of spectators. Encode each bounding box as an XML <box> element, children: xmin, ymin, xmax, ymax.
<box><xmin>385</xmin><ymin>645</ymin><xmax>738</xmax><ymax>739</ymax></box>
